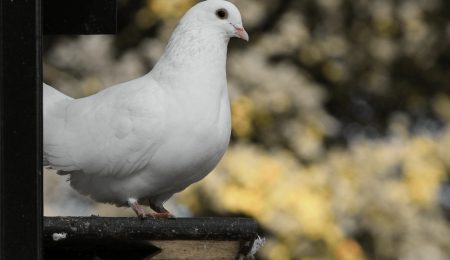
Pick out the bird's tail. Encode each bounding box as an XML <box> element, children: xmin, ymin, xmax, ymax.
<box><xmin>43</xmin><ymin>83</ymin><xmax>73</xmax><ymax>115</ymax></box>
<box><xmin>43</xmin><ymin>83</ymin><xmax>73</xmax><ymax>166</ymax></box>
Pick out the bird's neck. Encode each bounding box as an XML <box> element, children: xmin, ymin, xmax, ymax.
<box><xmin>149</xmin><ymin>24</ymin><xmax>229</xmax><ymax>91</ymax></box>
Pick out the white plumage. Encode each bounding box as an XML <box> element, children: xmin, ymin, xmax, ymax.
<box><xmin>44</xmin><ymin>0</ymin><xmax>248</xmax><ymax>218</ymax></box>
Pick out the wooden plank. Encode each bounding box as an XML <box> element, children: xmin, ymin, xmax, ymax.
<box><xmin>44</xmin><ymin>217</ymin><xmax>258</xmax><ymax>241</ymax></box>
<box><xmin>45</xmin><ymin>240</ymin><xmax>240</xmax><ymax>259</ymax></box>
<box><xmin>0</xmin><ymin>0</ymin><xmax>43</xmax><ymax>259</ymax></box>
<box><xmin>43</xmin><ymin>0</ymin><xmax>117</xmax><ymax>35</ymax></box>
<box><xmin>149</xmin><ymin>240</ymin><xmax>240</xmax><ymax>260</ymax></box>
<box><xmin>44</xmin><ymin>217</ymin><xmax>259</xmax><ymax>258</ymax></box>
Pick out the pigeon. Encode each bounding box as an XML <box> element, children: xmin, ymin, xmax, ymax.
<box><xmin>43</xmin><ymin>0</ymin><xmax>248</xmax><ymax>218</ymax></box>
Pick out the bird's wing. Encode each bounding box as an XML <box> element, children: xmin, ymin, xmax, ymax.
<box><xmin>44</xmin><ymin>77</ymin><xmax>166</xmax><ymax>178</ymax></box>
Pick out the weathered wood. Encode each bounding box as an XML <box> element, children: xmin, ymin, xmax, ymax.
<box><xmin>44</xmin><ymin>217</ymin><xmax>259</xmax><ymax>259</ymax></box>
<box><xmin>150</xmin><ymin>241</ymin><xmax>240</xmax><ymax>260</ymax></box>
<box><xmin>44</xmin><ymin>217</ymin><xmax>258</xmax><ymax>241</ymax></box>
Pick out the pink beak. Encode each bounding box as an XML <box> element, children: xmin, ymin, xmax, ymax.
<box><xmin>233</xmin><ymin>25</ymin><xmax>249</xmax><ymax>42</ymax></box>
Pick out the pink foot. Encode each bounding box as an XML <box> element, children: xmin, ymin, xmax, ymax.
<box><xmin>128</xmin><ymin>198</ymin><xmax>147</xmax><ymax>219</ymax></box>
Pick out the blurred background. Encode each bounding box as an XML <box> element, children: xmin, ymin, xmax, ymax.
<box><xmin>43</xmin><ymin>0</ymin><xmax>450</xmax><ymax>259</ymax></box>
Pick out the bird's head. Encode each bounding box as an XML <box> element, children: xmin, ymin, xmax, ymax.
<box><xmin>182</xmin><ymin>0</ymin><xmax>249</xmax><ymax>42</ymax></box>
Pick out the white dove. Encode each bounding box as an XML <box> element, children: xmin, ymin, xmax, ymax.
<box><xmin>44</xmin><ymin>0</ymin><xmax>248</xmax><ymax>218</ymax></box>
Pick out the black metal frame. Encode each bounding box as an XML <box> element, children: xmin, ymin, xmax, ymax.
<box><xmin>0</xmin><ymin>0</ymin><xmax>43</xmax><ymax>259</ymax></box>
<box><xmin>43</xmin><ymin>0</ymin><xmax>117</xmax><ymax>34</ymax></box>
<box><xmin>0</xmin><ymin>1</ymin><xmax>116</xmax><ymax>259</ymax></box>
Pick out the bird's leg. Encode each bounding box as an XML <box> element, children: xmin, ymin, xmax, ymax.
<box><xmin>127</xmin><ymin>198</ymin><xmax>147</xmax><ymax>219</ymax></box>
<box><xmin>148</xmin><ymin>200</ymin><xmax>175</xmax><ymax>219</ymax></box>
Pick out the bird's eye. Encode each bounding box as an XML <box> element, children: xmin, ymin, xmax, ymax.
<box><xmin>216</xmin><ymin>8</ymin><xmax>228</xmax><ymax>20</ymax></box>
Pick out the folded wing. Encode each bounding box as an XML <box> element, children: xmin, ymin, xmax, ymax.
<box><xmin>43</xmin><ymin>77</ymin><xmax>164</xmax><ymax>178</ymax></box>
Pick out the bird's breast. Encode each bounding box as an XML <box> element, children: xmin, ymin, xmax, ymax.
<box><xmin>143</xmin><ymin>89</ymin><xmax>231</xmax><ymax>192</ymax></box>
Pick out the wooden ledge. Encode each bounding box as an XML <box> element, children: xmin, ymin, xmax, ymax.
<box><xmin>44</xmin><ymin>217</ymin><xmax>260</xmax><ymax>259</ymax></box>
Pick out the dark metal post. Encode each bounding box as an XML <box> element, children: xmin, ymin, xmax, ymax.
<box><xmin>0</xmin><ymin>0</ymin><xmax>117</xmax><ymax>259</ymax></box>
<box><xmin>0</xmin><ymin>0</ymin><xmax>43</xmax><ymax>259</ymax></box>
<box><xmin>43</xmin><ymin>0</ymin><xmax>117</xmax><ymax>35</ymax></box>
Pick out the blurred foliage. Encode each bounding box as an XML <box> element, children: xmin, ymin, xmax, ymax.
<box><xmin>43</xmin><ymin>0</ymin><xmax>450</xmax><ymax>259</ymax></box>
